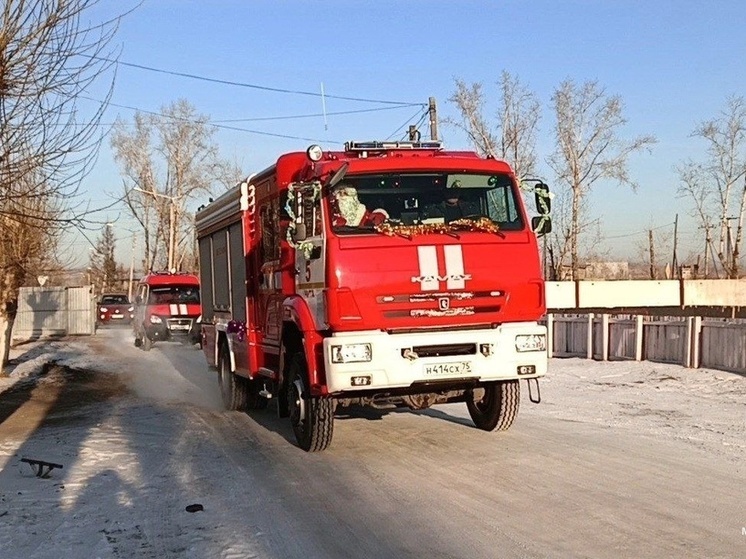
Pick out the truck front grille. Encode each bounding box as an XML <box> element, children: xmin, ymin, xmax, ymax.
<box><xmin>411</xmin><ymin>343</ymin><xmax>476</xmax><ymax>358</ymax></box>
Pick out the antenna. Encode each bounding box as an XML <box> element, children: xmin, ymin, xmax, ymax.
<box><xmin>320</xmin><ymin>82</ymin><xmax>328</xmax><ymax>131</ymax></box>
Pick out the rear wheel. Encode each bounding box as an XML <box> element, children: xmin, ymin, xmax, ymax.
<box><xmin>466</xmin><ymin>380</ymin><xmax>520</xmax><ymax>431</ymax></box>
<box><xmin>287</xmin><ymin>352</ymin><xmax>334</xmax><ymax>451</ymax></box>
<box><xmin>218</xmin><ymin>344</ymin><xmax>247</xmax><ymax>410</ymax></box>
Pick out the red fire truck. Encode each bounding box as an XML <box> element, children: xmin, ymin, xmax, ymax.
<box><xmin>132</xmin><ymin>271</ymin><xmax>201</xmax><ymax>351</ymax></box>
<box><xmin>195</xmin><ymin>140</ymin><xmax>551</xmax><ymax>451</ymax></box>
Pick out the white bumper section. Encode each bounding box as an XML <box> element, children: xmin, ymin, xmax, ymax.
<box><xmin>322</xmin><ymin>321</ymin><xmax>547</xmax><ymax>394</ymax></box>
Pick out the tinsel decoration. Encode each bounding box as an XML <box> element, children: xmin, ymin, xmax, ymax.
<box><xmin>374</xmin><ymin>217</ymin><xmax>500</xmax><ymax>238</ymax></box>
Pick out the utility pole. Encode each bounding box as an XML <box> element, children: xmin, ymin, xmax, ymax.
<box><xmin>648</xmin><ymin>229</ymin><xmax>656</xmax><ymax>279</ymax></box>
<box><xmin>428</xmin><ymin>97</ymin><xmax>439</xmax><ymax>141</ymax></box>
<box><xmin>700</xmin><ymin>219</ymin><xmax>712</xmax><ymax>278</ymax></box>
<box><xmin>128</xmin><ymin>235</ymin><xmax>137</xmax><ymax>302</ymax></box>
<box><xmin>725</xmin><ymin>216</ymin><xmax>737</xmax><ymax>278</ymax></box>
<box><xmin>671</xmin><ymin>214</ymin><xmax>679</xmax><ymax>279</ymax></box>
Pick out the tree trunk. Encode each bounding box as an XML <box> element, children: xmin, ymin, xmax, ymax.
<box><xmin>0</xmin><ymin>312</ymin><xmax>15</xmax><ymax>376</ymax></box>
<box><xmin>571</xmin><ymin>186</ymin><xmax>580</xmax><ymax>280</ymax></box>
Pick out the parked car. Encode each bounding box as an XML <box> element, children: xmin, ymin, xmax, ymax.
<box><xmin>97</xmin><ymin>293</ymin><xmax>134</xmax><ymax>325</ymax></box>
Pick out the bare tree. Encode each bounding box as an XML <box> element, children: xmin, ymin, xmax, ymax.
<box><xmin>0</xmin><ymin>0</ymin><xmax>120</xmax><ymax>372</ymax></box>
<box><xmin>111</xmin><ymin>100</ymin><xmax>239</xmax><ymax>272</ymax></box>
<box><xmin>548</xmin><ymin>79</ymin><xmax>656</xmax><ymax>279</ymax></box>
<box><xmin>448</xmin><ymin>72</ymin><xmax>541</xmax><ymax>180</ymax></box>
<box><xmin>676</xmin><ymin>96</ymin><xmax>746</xmax><ymax>278</ymax></box>
<box><xmin>89</xmin><ymin>225</ymin><xmax>118</xmax><ymax>294</ymax></box>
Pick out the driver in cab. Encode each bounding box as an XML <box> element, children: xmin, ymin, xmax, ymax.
<box><xmin>425</xmin><ymin>180</ymin><xmax>480</xmax><ymax>222</ymax></box>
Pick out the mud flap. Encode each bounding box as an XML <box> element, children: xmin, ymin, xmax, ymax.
<box><xmin>526</xmin><ymin>378</ymin><xmax>541</xmax><ymax>403</ymax></box>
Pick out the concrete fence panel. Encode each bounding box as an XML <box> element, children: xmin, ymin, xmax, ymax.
<box><xmin>700</xmin><ymin>320</ymin><xmax>746</xmax><ymax>373</ymax></box>
<box><xmin>549</xmin><ymin>315</ymin><xmax>587</xmax><ymax>357</ymax></box>
<box><xmin>643</xmin><ymin>320</ymin><xmax>688</xmax><ymax>366</ymax></box>
<box><xmin>608</xmin><ymin>318</ymin><xmax>637</xmax><ymax>360</ymax></box>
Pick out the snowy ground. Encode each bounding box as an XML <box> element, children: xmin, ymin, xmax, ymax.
<box><xmin>0</xmin><ymin>328</ymin><xmax>744</xmax><ymax>558</ymax></box>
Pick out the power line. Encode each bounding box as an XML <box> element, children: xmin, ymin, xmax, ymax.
<box><xmin>386</xmin><ymin>107</ymin><xmax>429</xmax><ymax>141</ymax></box>
<box><xmin>81</xmin><ymin>96</ymin><xmax>339</xmax><ymax>143</ymax></box>
<box><xmin>90</xmin><ymin>56</ymin><xmax>423</xmax><ymax>106</ymax></box>
<box><xmin>83</xmin><ymin>96</ymin><xmax>430</xmax><ymax>144</ymax></box>
<box><xmin>605</xmin><ymin>221</ymin><xmax>675</xmax><ymax>240</ymax></box>
<box><xmin>213</xmin><ymin>105</ymin><xmax>422</xmax><ymax>123</ymax></box>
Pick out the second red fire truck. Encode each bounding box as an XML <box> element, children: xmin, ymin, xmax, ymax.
<box><xmin>195</xmin><ymin>140</ymin><xmax>551</xmax><ymax>451</ymax></box>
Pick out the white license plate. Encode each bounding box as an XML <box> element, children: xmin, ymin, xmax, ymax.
<box><xmin>423</xmin><ymin>361</ymin><xmax>472</xmax><ymax>376</ymax></box>
<box><xmin>170</xmin><ymin>324</ymin><xmax>190</xmax><ymax>330</ymax></box>
<box><xmin>111</xmin><ymin>314</ymin><xmax>124</xmax><ymax>319</ymax></box>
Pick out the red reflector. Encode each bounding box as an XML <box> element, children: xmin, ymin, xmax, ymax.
<box><xmin>331</xmin><ymin>288</ymin><xmax>362</xmax><ymax>320</ymax></box>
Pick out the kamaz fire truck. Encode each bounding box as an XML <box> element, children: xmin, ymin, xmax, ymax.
<box><xmin>195</xmin><ymin>140</ymin><xmax>551</xmax><ymax>451</ymax></box>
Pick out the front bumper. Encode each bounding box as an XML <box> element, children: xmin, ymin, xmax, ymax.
<box><xmin>322</xmin><ymin>321</ymin><xmax>547</xmax><ymax>394</ymax></box>
<box><xmin>145</xmin><ymin>317</ymin><xmax>196</xmax><ymax>341</ymax></box>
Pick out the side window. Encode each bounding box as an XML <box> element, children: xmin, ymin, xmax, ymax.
<box><xmin>261</xmin><ymin>198</ymin><xmax>281</xmax><ymax>262</ymax></box>
<box><xmin>300</xmin><ymin>189</ymin><xmax>322</xmax><ymax>237</ymax></box>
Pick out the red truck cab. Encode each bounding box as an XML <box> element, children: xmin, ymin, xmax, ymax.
<box><xmin>132</xmin><ymin>271</ymin><xmax>201</xmax><ymax>351</ymax></box>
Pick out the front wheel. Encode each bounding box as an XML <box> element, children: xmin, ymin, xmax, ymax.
<box><xmin>287</xmin><ymin>352</ymin><xmax>334</xmax><ymax>452</ymax></box>
<box><xmin>218</xmin><ymin>344</ymin><xmax>247</xmax><ymax>411</ymax></box>
<box><xmin>466</xmin><ymin>380</ymin><xmax>520</xmax><ymax>431</ymax></box>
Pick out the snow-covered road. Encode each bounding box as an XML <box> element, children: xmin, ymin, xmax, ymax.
<box><xmin>1</xmin><ymin>328</ymin><xmax>744</xmax><ymax>558</ymax></box>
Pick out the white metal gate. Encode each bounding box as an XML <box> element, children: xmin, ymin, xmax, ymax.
<box><xmin>12</xmin><ymin>285</ymin><xmax>96</xmax><ymax>342</ymax></box>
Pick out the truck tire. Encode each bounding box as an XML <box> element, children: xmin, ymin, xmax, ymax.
<box><xmin>218</xmin><ymin>344</ymin><xmax>247</xmax><ymax>411</ymax></box>
<box><xmin>287</xmin><ymin>352</ymin><xmax>334</xmax><ymax>452</ymax></box>
<box><xmin>466</xmin><ymin>380</ymin><xmax>520</xmax><ymax>431</ymax></box>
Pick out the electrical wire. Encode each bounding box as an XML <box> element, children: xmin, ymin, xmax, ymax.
<box><xmin>89</xmin><ymin>55</ymin><xmax>421</xmax><ymax>106</ymax></box>
<box><xmin>605</xmin><ymin>222</ymin><xmax>676</xmax><ymax>240</ymax></box>
<box><xmin>385</xmin><ymin>106</ymin><xmax>429</xmax><ymax>141</ymax></box>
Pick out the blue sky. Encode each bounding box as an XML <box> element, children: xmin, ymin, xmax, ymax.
<box><xmin>71</xmin><ymin>0</ymin><xmax>746</xmax><ymax>265</ymax></box>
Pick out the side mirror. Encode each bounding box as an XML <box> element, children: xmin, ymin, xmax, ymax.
<box><xmin>532</xmin><ymin>216</ymin><xmax>552</xmax><ymax>236</ymax></box>
<box><xmin>292</xmin><ymin>222</ymin><xmax>307</xmax><ymax>242</ymax></box>
<box><xmin>534</xmin><ymin>183</ymin><xmax>551</xmax><ymax>215</ymax></box>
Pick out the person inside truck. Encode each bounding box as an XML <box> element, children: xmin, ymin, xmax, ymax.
<box><xmin>331</xmin><ymin>183</ymin><xmax>389</xmax><ymax>227</ymax></box>
<box><xmin>424</xmin><ymin>186</ymin><xmax>481</xmax><ymax>223</ymax></box>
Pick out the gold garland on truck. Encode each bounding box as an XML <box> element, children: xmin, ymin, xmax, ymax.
<box><xmin>373</xmin><ymin>217</ymin><xmax>500</xmax><ymax>238</ymax></box>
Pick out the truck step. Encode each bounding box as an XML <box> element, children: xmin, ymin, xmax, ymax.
<box><xmin>257</xmin><ymin>367</ymin><xmax>277</xmax><ymax>380</ymax></box>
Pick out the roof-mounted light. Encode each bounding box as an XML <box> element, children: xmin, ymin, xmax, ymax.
<box><xmin>344</xmin><ymin>140</ymin><xmax>443</xmax><ymax>152</ymax></box>
<box><xmin>306</xmin><ymin>144</ymin><xmax>323</xmax><ymax>162</ymax></box>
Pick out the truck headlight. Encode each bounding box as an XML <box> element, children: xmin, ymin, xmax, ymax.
<box><xmin>331</xmin><ymin>343</ymin><xmax>372</xmax><ymax>363</ymax></box>
<box><xmin>99</xmin><ymin>307</ymin><xmax>108</xmax><ymax>312</ymax></box>
<box><xmin>515</xmin><ymin>334</ymin><xmax>546</xmax><ymax>352</ymax></box>
<box><xmin>149</xmin><ymin>315</ymin><xmax>163</xmax><ymax>324</ymax></box>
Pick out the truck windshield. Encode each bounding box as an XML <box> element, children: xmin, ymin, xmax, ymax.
<box><xmin>147</xmin><ymin>286</ymin><xmax>200</xmax><ymax>305</ymax></box>
<box><xmin>328</xmin><ymin>172</ymin><xmax>523</xmax><ymax>234</ymax></box>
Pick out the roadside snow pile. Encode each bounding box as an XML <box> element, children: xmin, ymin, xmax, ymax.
<box><xmin>527</xmin><ymin>357</ymin><xmax>746</xmax><ymax>463</ymax></box>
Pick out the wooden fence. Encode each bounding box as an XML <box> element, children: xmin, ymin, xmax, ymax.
<box><xmin>546</xmin><ymin>314</ymin><xmax>746</xmax><ymax>374</ymax></box>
